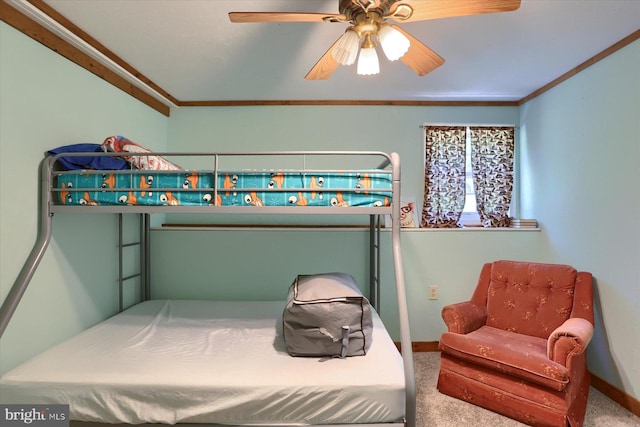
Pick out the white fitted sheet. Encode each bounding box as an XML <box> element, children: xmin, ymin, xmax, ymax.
<box><xmin>0</xmin><ymin>300</ymin><xmax>405</xmax><ymax>425</ymax></box>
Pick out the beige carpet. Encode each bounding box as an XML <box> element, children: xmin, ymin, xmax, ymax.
<box><xmin>414</xmin><ymin>352</ymin><xmax>640</xmax><ymax>427</ymax></box>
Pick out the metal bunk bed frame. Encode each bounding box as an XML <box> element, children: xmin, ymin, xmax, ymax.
<box><xmin>0</xmin><ymin>150</ymin><xmax>415</xmax><ymax>427</ymax></box>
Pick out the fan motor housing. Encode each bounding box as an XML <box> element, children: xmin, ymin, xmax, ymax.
<box><xmin>340</xmin><ymin>0</ymin><xmax>397</xmax><ymax>21</ymax></box>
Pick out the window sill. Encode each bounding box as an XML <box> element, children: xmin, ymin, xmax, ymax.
<box><xmin>398</xmin><ymin>226</ymin><xmax>541</xmax><ymax>232</ymax></box>
<box><xmin>157</xmin><ymin>224</ymin><xmax>541</xmax><ymax>232</ymax></box>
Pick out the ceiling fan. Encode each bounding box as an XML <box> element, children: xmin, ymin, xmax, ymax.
<box><xmin>229</xmin><ymin>0</ymin><xmax>521</xmax><ymax>80</ymax></box>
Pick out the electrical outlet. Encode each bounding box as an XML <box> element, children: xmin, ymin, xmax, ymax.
<box><xmin>428</xmin><ymin>285</ymin><xmax>438</xmax><ymax>300</ymax></box>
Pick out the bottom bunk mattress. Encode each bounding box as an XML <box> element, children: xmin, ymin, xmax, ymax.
<box><xmin>0</xmin><ymin>299</ymin><xmax>406</xmax><ymax>425</ymax></box>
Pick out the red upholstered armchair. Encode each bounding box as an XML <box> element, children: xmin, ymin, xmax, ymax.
<box><xmin>437</xmin><ymin>260</ymin><xmax>594</xmax><ymax>427</ymax></box>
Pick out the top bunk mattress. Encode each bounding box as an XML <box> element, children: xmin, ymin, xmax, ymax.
<box><xmin>0</xmin><ymin>299</ymin><xmax>405</xmax><ymax>425</ymax></box>
<box><xmin>54</xmin><ymin>170</ymin><xmax>393</xmax><ymax>208</ymax></box>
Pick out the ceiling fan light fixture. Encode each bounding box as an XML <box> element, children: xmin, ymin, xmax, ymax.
<box><xmin>357</xmin><ymin>35</ymin><xmax>379</xmax><ymax>76</ymax></box>
<box><xmin>331</xmin><ymin>29</ymin><xmax>360</xmax><ymax>66</ymax></box>
<box><xmin>378</xmin><ymin>25</ymin><xmax>410</xmax><ymax>61</ymax></box>
<box><xmin>231</xmin><ymin>0</ymin><xmax>522</xmax><ymax>80</ymax></box>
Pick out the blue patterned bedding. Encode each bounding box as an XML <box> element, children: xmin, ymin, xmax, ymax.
<box><xmin>54</xmin><ymin>170</ymin><xmax>392</xmax><ymax>207</ymax></box>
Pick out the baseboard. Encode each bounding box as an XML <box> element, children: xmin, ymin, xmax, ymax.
<box><xmin>395</xmin><ymin>341</ymin><xmax>439</xmax><ymax>352</ymax></box>
<box><xmin>402</xmin><ymin>341</ymin><xmax>640</xmax><ymax>418</ymax></box>
<box><xmin>590</xmin><ymin>372</ymin><xmax>640</xmax><ymax>417</ymax></box>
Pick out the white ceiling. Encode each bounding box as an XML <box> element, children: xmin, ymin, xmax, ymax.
<box><xmin>37</xmin><ymin>0</ymin><xmax>640</xmax><ymax>102</ymax></box>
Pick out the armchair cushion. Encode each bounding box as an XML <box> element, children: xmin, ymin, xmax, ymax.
<box><xmin>439</xmin><ymin>325</ymin><xmax>569</xmax><ymax>391</ymax></box>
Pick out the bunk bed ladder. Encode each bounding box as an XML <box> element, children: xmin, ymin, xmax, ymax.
<box><xmin>369</xmin><ymin>214</ymin><xmax>382</xmax><ymax>313</ymax></box>
<box><xmin>117</xmin><ymin>213</ymin><xmax>150</xmax><ymax>312</ymax></box>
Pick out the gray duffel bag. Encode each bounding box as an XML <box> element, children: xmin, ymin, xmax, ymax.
<box><xmin>282</xmin><ymin>272</ymin><xmax>373</xmax><ymax>358</ymax></box>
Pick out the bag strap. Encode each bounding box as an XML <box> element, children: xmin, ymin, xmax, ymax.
<box><xmin>340</xmin><ymin>326</ymin><xmax>350</xmax><ymax>359</ymax></box>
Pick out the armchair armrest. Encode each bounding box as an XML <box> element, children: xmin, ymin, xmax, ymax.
<box><xmin>441</xmin><ymin>301</ymin><xmax>487</xmax><ymax>334</ymax></box>
<box><xmin>547</xmin><ymin>317</ymin><xmax>594</xmax><ymax>365</ymax></box>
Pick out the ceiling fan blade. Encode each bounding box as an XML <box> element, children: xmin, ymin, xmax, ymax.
<box><xmin>391</xmin><ymin>25</ymin><xmax>444</xmax><ymax>76</ymax></box>
<box><xmin>305</xmin><ymin>38</ymin><xmax>342</xmax><ymax>80</ymax></box>
<box><xmin>229</xmin><ymin>12</ymin><xmax>343</xmax><ymax>23</ymax></box>
<box><xmin>390</xmin><ymin>0</ymin><xmax>521</xmax><ymax>22</ymax></box>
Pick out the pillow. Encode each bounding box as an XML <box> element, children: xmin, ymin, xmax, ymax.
<box><xmin>47</xmin><ymin>143</ymin><xmax>129</xmax><ymax>170</ymax></box>
<box><xmin>101</xmin><ymin>135</ymin><xmax>182</xmax><ymax>170</ymax></box>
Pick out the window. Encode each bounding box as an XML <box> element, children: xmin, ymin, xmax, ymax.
<box><xmin>422</xmin><ymin>125</ymin><xmax>515</xmax><ymax>228</ymax></box>
<box><xmin>460</xmin><ymin>129</ymin><xmax>482</xmax><ymax>227</ymax></box>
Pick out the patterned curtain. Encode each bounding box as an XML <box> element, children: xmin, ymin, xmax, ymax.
<box><xmin>422</xmin><ymin>126</ymin><xmax>466</xmax><ymax>228</ymax></box>
<box><xmin>470</xmin><ymin>126</ymin><xmax>515</xmax><ymax>227</ymax></box>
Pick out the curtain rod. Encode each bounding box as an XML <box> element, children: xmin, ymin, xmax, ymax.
<box><xmin>420</xmin><ymin>123</ymin><xmax>517</xmax><ymax>128</ymax></box>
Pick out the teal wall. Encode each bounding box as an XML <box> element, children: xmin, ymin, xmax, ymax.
<box><xmin>1</xmin><ymin>20</ymin><xmax>638</xmax><ymax>401</ymax></box>
<box><xmin>0</xmin><ymin>23</ymin><xmax>168</xmax><ymax>374</ymax></box>
<box><xmin>159</xmin><ymin>105</ymin><xmax>542</xmax><ymax>342</ymax></box>
<box><xmin>150</xmin><ymin>228</ymin><xmax>541</xmax><ymax>341</ymax></box>
<box><xmin>518</xmin><ymin>39</ymin><xmax>640</xmax><ymax>398</ymax></box>
<box><xmin>166</xmin><ymin>104</ymin><xmax>520</xmax><ymax>205</ymax></box>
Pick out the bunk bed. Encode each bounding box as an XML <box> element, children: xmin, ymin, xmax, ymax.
<box><xmin>0</xmin><ymin>150</ymin><xmax>415</xmax><ymax>427</ymax></box>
